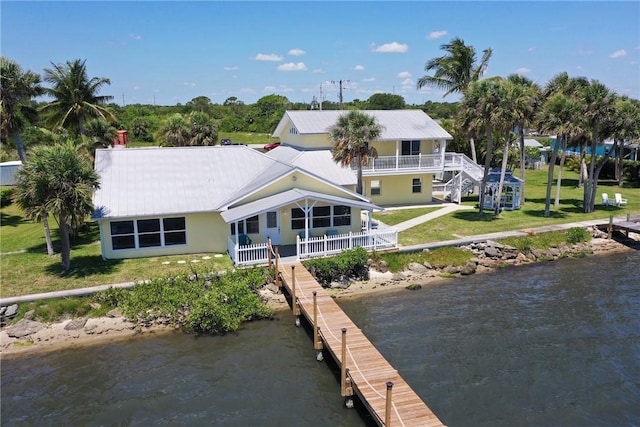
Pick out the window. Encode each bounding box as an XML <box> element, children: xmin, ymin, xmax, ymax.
<box><xmin>312</xmin><ymin>206</ymin><xmax>331</xmax><ymax>228</ymax></box>
<box><xmin>371</xmin><ymin>180</ymin><xmax>381</xmax><ymax>196</ymax></box>
<box><xmin>230</xmin><ymin>215</ymin><xmax>260</xmax><ymax>235</ymax></box>
<box><xmin>333</xmin><ymin>205</ymin><xmax>351</xmax><ymax>226</ymax></box>
<box><xmin>289</xmin><ymin>126</ymin><xmax>299</xmax><ymax>135</ymax></box>
<box><xmin>412</xmin><ymin>178</ymin><xmax>422</xmax><ymax>193</ymax></box>
<box><xmin>401</xmin><ymin>140</ymin><xmax>421</xmax><ymax>156</ymax></box>
<box><xmin>110</xmin><ymin>217</ymin><xmax>186</xmax><ymax>250</ymax></box>
<box><xmin>291</xmin><ymin>208</ymin><xmax>305</xmax><ymax>230</ymax></box>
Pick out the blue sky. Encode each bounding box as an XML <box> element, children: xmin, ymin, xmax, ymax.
<box><xmin>2</xmin><ymin>1</ymin><xmax>639</xmax><ymax>107</ymax></box>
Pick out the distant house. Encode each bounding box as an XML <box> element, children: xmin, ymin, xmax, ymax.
<box><xmin>0</xmin><ymin>161</ymin><xmax>22</xmax><ymax>186</ymax></box>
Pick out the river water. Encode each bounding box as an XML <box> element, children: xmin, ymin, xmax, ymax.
<box><xmin>2</xmin><ymin>251</ymin><xmax>639</xmax><ymax>426</ymax></box>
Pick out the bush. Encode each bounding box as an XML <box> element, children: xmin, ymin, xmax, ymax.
<box><xmin>303</xmin><ymin>247</ymin><xmax>369</xmax><ymax>286</ymax></box>
<box><xmin>0</xmin><ymin>187</ymin><xmax>15</xmax><ymax>207</ymax></box>
<box><xmin>566</xmin><ymin>227</ymin><xmax>590</xmax><ymax>244</ymax></box>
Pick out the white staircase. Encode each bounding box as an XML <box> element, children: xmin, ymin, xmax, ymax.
<box><xmin>442</xmin><ymin>155</ymin><xmax>484</xmax><ymax>203</ymax></box>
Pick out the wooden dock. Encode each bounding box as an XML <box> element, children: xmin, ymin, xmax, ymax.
<box><xmin>597</xmin><ymin>214</ymin><xmax>640</xmax><ymax>239</ymax></box>
<box><xmin>276</xmin><ymin>260</ymin><xmax>445</xmax><ymax>427</ymax></box>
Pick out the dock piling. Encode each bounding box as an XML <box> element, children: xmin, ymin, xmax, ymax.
<box><xmin>385</xmin><ymin>381</ymin><xmax>394</xmax><ymax>426</ymax></box>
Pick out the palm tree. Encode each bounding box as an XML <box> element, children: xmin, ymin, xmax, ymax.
<box><xmin>83</xmin><ymin>118</ymin><xmax>119</xmax><ymax>157</ymax></box>
<box><xmin>14</xmin><ymin>142</ymin><xmax>100</xmax><ymax>272</ymax></box>
<box><xmin>328</xmin><ymin>111</ymin><xmax>382</xmax><ymax>195</ymax></box>
<box><xmin>188</xmin><ymin>111</ymin><xmax>218</xmax><ymax>146</ymax></box>
<box><xmin>606</xmin><ymin>96</ymin><xmax>640</xmax><ymax>186</ymax></box>
<box><xmin>459</xmin><ymin>78</ymin><xmax>503</xmax><ymax>214</ymax></box>
<box><xmin>417</xmin><ymin>37</ymin><xmax>492</xmax><ymax>162</ymax></box>
<box><xmin>159</xmin><ymin>113</ymin><xmax>189</xmax><ymax>146</ymax></box>
<box><xmin>0</xmin><ymin>57</ymin><xmax>44</xmax><ymax>162</ymax></box>
<box><xmin>40</xmin><ymin>59</ymin><xmax>115</xmax><ymax>135</ymax></box>
<box><xmin>506</xmin><ymin>74</ymin><xmax>541</xmax><ymax>205</ymax></box>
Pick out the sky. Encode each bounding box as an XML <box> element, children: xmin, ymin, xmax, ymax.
<box><xmin>2</xmin><ymin>1</ymin><xmax>639</xmax><ymax>107</ymax></box>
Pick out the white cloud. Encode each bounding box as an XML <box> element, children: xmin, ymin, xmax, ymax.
<box><xmin>289</xmin><ymin>48</ymin><xmax>306</xmax><ymax>56</ymax></box>
<box><xmin>371</xmin><ymin>42</ymin><xmax>408</xmax><ymax>53</ymax></box>
<box><xmin>133</xmin><ymin>85</ymin><xmax>141</xmax><ymax>91</ymax></box>
<box><xmin>609</xmin><ymin>49</ymin><xmax>627</xmax><ymax>58</ymax></box>
<box><xmin>224</xmin><ymin>66</ymin><xmax>239</xmax><ymax>71</ymax></box>
<box><xmin>427</xmin><ymin>30</ymin><xmax>447</xmax><ymax>40</ymax></box>
<box><xmin>129</xmin><ymin>33</ymin><xmax>142</xmax><ymax>40</ymax></box>
<box><xmin>264</xmin><ymin>85</ymin><xmax>294</xmax><ymax>93</ymax></box>
<box><xmin>401</xmin><ymin>78</ymin><xmax>413</xmax><ymax>85</ymax></box>
<box><xmin>362</xmin><ymin>77</ymin><xmax>376</xmax><ymax>82</ymax></box>
<box><xmin>255</xmin><ymin>53</ymin><xmax>283</xmax><ymax>61</ymax></box>
<box><xmin>397</xmin><ymin>71</ymin><xmax>411</xmax><ymax>78</ymax></box>
<box><xmin>239</xmin><ymin>88</ymin><xmax>255</xmax><ymax>94</ymax></box>
<box><xmin>277</xmin><ymin>62</ymin><xmax>307</xmax><ymax>71</ymax></box>
<box><xmin>354</xmin><ymin>65</ymin><xmax>365</xmax><ymax>71</ymax></box>
<box><xmin>183</xmin><ymin>82</ymin><xmax>196</xmax><ymax>87</ymax></box>
<box><xmin>528</xmin><ymin>47</ymin><xmax>536</xmax><ymax>52</ymax></box>
<box><xmin>313</xmin><ymin>68</ymin><xmax>326</xmax><ymax>74</ymax></box>
<box><xmin>515</xmin><ymin>67</ymin><xmax>531</xmax><ymax>74</ymax></box>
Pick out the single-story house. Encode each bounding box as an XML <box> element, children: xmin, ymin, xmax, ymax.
<box><xmin>92</xmin><ymin>145</ymin><xmax>383</xmax><ymax>262</ymax></box>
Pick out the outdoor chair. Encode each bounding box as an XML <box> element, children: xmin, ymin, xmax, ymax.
<box><xmin>602</xmin><ymin>193</ymin><xmax>610</xmax><ymax>206</ymax></box>
<box><xmin>614</xmin><ymin>193</ymin><xmax>628</xmax><ymax>206</ymax></box>
<box><xmin>238</xmin><ymin>234</ymin><xmax>252</xmax><ymax>245</ymax></box>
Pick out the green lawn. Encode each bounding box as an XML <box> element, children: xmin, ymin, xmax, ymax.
<box><xmin>381</xmin><ymin>168</ymin><xmax>640</xmax><ymax>246</ymax></box>
<box><xmin>0</xmin><ymin>203</ymin><xmax>233</xmax><ymax>298</ymax></box>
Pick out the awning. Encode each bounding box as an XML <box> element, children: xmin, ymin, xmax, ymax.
<box><xmin>220</xmin><ymin>188</ymin><xmax>381</xmax><ymax>223</ymax></box>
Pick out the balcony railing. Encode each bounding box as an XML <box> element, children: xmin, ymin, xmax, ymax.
<box><xmin>354</xmin><ymin>153</ymin><xmax>480</xmax><ymax>175</ymax></box>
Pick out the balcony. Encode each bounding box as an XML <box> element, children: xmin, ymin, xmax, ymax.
<box><xmin>354</xmin><ymin>153</ymin><xmax>477</xmax><ymax>176</ymax></box>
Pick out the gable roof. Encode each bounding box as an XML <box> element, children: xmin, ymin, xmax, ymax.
<box><xmin>265</xmin><ymin>146</ymin><xmax>356</xmax><ymax>186</ymax></box>
<box><xmin>93</xmin><ymin>146</ymin><xmax>290</xmax><ymax>219</ymax></box>
<box><xmin>272</xmin><ymin>110</ymin><xmax>452</xmax><ymax>141</ymax></box>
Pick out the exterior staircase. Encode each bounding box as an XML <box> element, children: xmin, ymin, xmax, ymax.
<box><xmin>442</xmin><ymin>154</ymin><xmax>484</xmax><ymax>203</ymax></box>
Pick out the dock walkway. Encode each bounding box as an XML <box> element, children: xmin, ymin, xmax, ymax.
<box><xmin>277</xmin><ymin>260</ymin><xmax>445</xmax><ymax>427</ymax></box>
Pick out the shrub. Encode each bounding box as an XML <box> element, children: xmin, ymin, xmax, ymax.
<box><xmin>0</xmin><ymin>187</ymin><xmax>15</xmax><ymax>207</ymax></box>
<box><xmin>303</xmin><ymin>247</ymin><xmax>369</xmax><ymax>286</ymax></box>
<box><xmin>566</xmin><ymin>227</ymin><xmax>590</xmax><ymax>244</ymax></box>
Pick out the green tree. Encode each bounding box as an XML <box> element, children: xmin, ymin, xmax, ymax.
<box><xmin>185</xmin><ymin>96</ymin><xmax>212</xmax><ymax>114</ymax></box>
<box><xmin>417</xmin><ymin>37</ymin><xmax>493</xmax><ymax>163</ymax></box>
<box><xmin>606</xmin><ymin>97</ymin><xmax>640</xmax><ymax>186</ymax></box>
<box><xmin>367</xmin><ymin>93</ymin><xmax>406</xmax><ymax>110</ymax></box>
<box><xmin>158</xmin><ymin>113</ymin><xmax>189</xmax><ymax>146</ymax></box>
<box><xmin>83</xmin><ymin>118</ymin><xmax>119</xmax><ymax>155</ymax></box>
<box><xmin>328</xmin><ymin>111</ymin><xmax>382</xmax><ymax>195</ymax></box>
<box><xmin>15</xmin><ymin>142</ymin><xmax>100</xmax><ymax>271</ymax></box>
<box><xmin>0</xmin><ymin>57</ymin><xmax>44</xmax><ymax>162</ymax></box>
<box><xmin>188</xmin><ymin>111</ymin><xmax>218</xmax><ymax>146</ymax></box>
<box><xmin>40</xmin><ymin>59</ymin><xmax>115</xmax><ymax>135</ymax></box>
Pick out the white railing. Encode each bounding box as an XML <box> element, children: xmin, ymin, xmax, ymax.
<box><xmin>228</xmin><ymin>236</ymin><xmax>270</xmax><ymax>266</ymax></box>
<box><xmin>444</xmin><ymin>153</ymin><xmax>484</xmax><ymax>180</ymax></box>
<box><xmin>296</xmin><ymin>228</ymin><xmax>398</xmax><ymax>260</ymax></box>
<box><xmin>356</xmin><ymin>154</ymin><xmax>443</xmax><ymax>174</ymax></box>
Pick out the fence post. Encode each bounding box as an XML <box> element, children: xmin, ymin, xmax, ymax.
<box><xmin>275</xmin><ymin>246</ymin><xmax>281</xmax><ymax>288</ymax></box>
<box><xmin>267</xmin><ymin>237</ymin><xmax>272</xmax><ymax>269</ymax></box>
<box><xmin>385</xmin><ymin>381</ymin><xmax>394</xmax><ymax>426</ymax></box>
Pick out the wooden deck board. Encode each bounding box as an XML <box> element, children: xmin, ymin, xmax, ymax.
<box><xmin>278</xmin><ymin>260</ymin><xmax>445</xmax><ymax>427</ymax></box>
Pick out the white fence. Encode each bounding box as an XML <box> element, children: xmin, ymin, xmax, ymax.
<box><xmin>296</xmin><ymin>228</ymin><xmax>398</xmax><ymax>260</ymax></box>
<box><xmin>227</xmin><ymin>236</ymin><xmax>270</xmax><ymax>266</ymax></box>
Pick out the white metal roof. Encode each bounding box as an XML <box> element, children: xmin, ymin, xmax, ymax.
<box><xmin>524</xmin><ymin>139</ymin><xmax>543</xmax><ymax>148</ymax></box>
<box><xmin>93</xmin><ymin>146</ymin><xmax>287</xmax><ymax>219</ymax></box>
<box><xmin>266</xmin><ymin>146</ymin><xmax>356</xmax><ymax>186</ymax></box>
<box><xmin>221</xmin><ymin>188</ymin><xmax>379</xmax><ymax>223</ymax></box>
<box><xmin>272</xmin><ymin>110</ymin><xmax>452</xmax><ymax>141</ymax></box>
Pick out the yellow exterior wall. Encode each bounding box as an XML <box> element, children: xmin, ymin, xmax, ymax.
<box><xmin>364</xmin><ymin>174</ymin><xmax>433</xmax><ymax>206</ymax></box>
<box><xmin>279</xmin><ymin>120</ymin><xmax>332</xmax><ymax>149</ymax></box>
<box><xmin>239</xmin><ymin>172</ymin><xmax>353</xmax><ymax>205</ymax></box>
<box><xmin>371</xmin><ymin>140</ymin><xmax>437</xmax><ymax>157</ymax></box>
<box><xmin>278</xmin><ymin>203</ymin><xmax>362</xmax><ymax>244</ymax></box>
<box><xmin>100</xmin><ymin>212</ymin><xmax>227</xmax><ymax>259</ymax></box>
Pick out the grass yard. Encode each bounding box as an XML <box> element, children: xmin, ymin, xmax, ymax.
<box><xmin>0</xmin><ymin>203</ymin><xmax>233</xmax><ymax>298</ymax></box>
<box><xmin>377</xmin><ymin>167</ymin><xmax>640</xmax><ymax>246</ymax></box>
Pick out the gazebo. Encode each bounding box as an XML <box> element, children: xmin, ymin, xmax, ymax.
<box><xmin>482</xmin><ymin>168</ymin><xmax>523</xmax><ymax>211</ymax></box>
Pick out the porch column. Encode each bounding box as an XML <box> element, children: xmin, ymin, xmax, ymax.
<box><xmin>395</xmin><ymin>141</ymin><xmax>399</xmax><ymax>169</ymax></box>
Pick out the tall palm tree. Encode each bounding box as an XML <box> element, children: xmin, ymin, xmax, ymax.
<box><xmin>417</xmin><ymin>37</ymin><xmax>492</xmax><ymax>162</ymax></box>
<box><xmin>459</xmin><ymin>78</ymin><xmax>502</xmax><ymax>214</ymax></box>
<box><xmin>328</xmin><ymin>111</ymin><xmax>382</xmax><ymax>195</ymax></box>
<box><xmin>40</xmin><ymin>59</ymin><xmax>115</xmax><ymax>135</ymax></box>
<box><xmin>15</xmin><ymin>142</ymin><xmax>100</xmax><ymax>272</ymax></box>
<box><xmin>188</xmin><ymin>111</ymin><xmax>218</xmax><ymax>146</ymax></box>
<box><xmin>605</xmin><ymin>96</ymin><xmax>640</xmax><ymax>186</ymax></box>
<box><xmin>158</xmin><ymin>113</ymin><xmax>190</xmax><ymax>146</ymax></box>
<box><xmin>83</xmin><ymin>118</ymin><xmax>119</xmax><ymax>157</ymax></box>
<box><xmin>506</xmin><ymin>74</ymin><xmax>541</xmax><ymax>205</ymax></box>
<box><xmin>0</xmin><ymin>57</ymin><xmax>44</xmax><ymax>162</ymax></box>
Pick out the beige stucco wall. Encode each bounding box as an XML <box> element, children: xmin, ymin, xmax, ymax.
<box><xmin>363</xmin><ymin>174</ymin><xmax>433</xmax><ymax>206</ymax></box>
<box><xmin>100</xmin><ymin>212</ymin><xmax>227</xmax><ymax>259</ymax></box>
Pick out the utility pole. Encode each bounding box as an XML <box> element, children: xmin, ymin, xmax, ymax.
<box><xmin>331</xmin><ymin>79</ymin><xmax>350</xmax><ymax>108</ymax></box>
<box><xmin>122</xmin><ymin>92</ymin><xmax>126</xmax><ymax>106</ymax></box>
<box><xmin>319</xmin><ymin>82</ymin><xmax>323</xmax><ymax>111</ymax></box>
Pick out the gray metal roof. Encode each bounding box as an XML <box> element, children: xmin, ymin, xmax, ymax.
<box><xmin>221</xmin><ymin>188</ymin><xmax>379</xmax><ymax>223</ymax></box>
<box><xmin>93</xmin><ymin>146</ymin><xmax>289</xmax><ymax>219</ymax></box>
<box><xmin>266</xmin><ymin>146</ymin><xmax>356</xmax><ymax>186</ymax></box>
<box><xmin>272</xmin><ymin>110</ymin><xmax>452</xmax><ymax>141</ymax></box>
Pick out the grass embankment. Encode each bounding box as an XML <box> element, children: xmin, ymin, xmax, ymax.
<box><xmin>375</xmin><ymin>168</ymin><xmax>640</xmax><ymax>246</ymax></box>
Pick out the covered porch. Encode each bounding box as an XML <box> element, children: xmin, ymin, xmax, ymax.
<box><xmin>221</xmin><ymin>188</ymin><xmax>397</xmax><ymax>266</ymax></box>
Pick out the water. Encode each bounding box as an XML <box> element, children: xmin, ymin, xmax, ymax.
<box><xmin>2</xmin><ymin>251</ymin><xmax>639</xmax><ymax>426</ymax></box>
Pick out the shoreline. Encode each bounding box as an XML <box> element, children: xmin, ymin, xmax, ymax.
<box><xmin>1</xmin><ymin>236</ymin><xmax>637</xmax><ymax>360</ymax></box>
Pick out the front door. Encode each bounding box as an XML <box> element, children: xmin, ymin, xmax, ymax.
<box><xmin>265</xmin><ymin>210</ymin><xmax>281</xmax><ymax>245</ymax></box>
